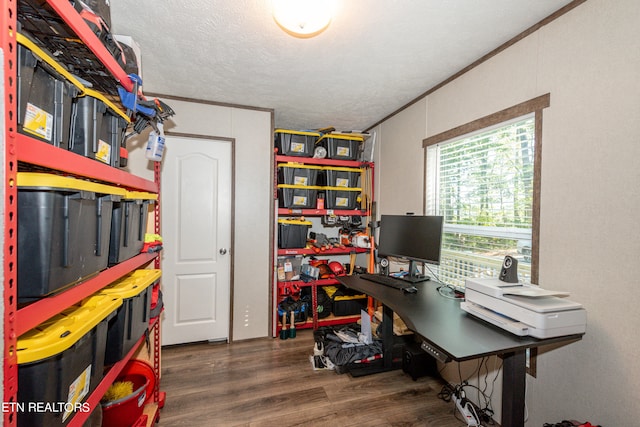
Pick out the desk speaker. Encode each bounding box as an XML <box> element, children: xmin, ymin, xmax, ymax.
<box><xmin>499</xmin><ymin>255</ymin><xmax>519</xmax><ymax>283</ymax></box>
<box><xmin>379</xmin><ymin>257</ymin><xmax>389</xmax><ymax>276</ymax></box>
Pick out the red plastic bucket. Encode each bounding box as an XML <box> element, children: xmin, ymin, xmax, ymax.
<box><xmin>101</xmin><ymin>373</ymin><xmax>149</xmax><ymax>427</ymax></box>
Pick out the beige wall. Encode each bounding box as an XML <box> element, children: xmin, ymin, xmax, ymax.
<box><xmin>126</xmin><ymin>99</ymin><xmax>273</xmax><ymax>341</ymax></box>
<box><xmin>376</xmin><ymin>0</ymin><xmax>640</xmax><ymax>425</ymax></box>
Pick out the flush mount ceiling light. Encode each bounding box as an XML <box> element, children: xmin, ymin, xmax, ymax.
<box><xmin>273</xmin><ymin>0</ymin><xmax>333</xmax><ymax>38</ymax></box>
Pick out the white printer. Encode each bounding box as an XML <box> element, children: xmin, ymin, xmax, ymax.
<box><xmin>460</xmin><ymin>278</ymin><xmax>587</xmax><ymax>339</ymax></box>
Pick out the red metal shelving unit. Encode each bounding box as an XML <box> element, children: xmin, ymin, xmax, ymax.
<box><xmin>3</xmin><ymin>1</ymin><xmax>20</xmax><ymax>425</ymax></box>
<box><xmin>3</xmin><ymin>1</ymin><xmax>163</xmax><ymax>425</ymax></box>
<box><xmin>273</xmin><ymin>151</ymin><xmax>376</xmax><ymax>337</ymax></box>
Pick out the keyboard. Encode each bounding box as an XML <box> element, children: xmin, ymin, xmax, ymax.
<box><xmin>359</xmin><ymin>273</ymin><xmax>410</xmax><ymax>290</ymax></box>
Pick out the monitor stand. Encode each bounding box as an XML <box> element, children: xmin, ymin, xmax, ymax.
<box><xmin>401</xmin><ymin>260</ymin><xmax>430</xmax><ymax>284</ymax></box>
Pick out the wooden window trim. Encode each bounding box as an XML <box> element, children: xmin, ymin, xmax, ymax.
<box><xmin>423</xmin><ymin>93</ymin><xmax>550</xmax><ymax>284</ymax></box>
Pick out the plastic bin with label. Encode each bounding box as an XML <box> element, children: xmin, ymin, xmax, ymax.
<box><xmin>17</xmin><ymin>294</ymin><xmax>122</xmax><ymax>426</ymax></box>
<box><xmin>278</xmin><ymin>219</ymin><xmax>312</xmax><ymax>249</ymax></box>
<box><xmin>317</xmin><ymin>133</ymin><xmax>364</xmax><ymax>160</ymax></box>
<box><xmin>100</xmin><ymin>269</ymin><xmax>161</xmax><ymax>365</ymax></box>
<box><xmin>277</xmin><ymin>184</ymin><xmax>322</xmax><ymax>209</ymax></box>
<box><xmin>275</xmin><ymin>129</ymin><xmax>320</xmax><ymax>157</ymax></box>
<box><xmin>109</xmin><ymin>191</ymin><xmax>157</xmax><ymax>266</ymax></box>
<box><xmin>17</xmin><ymin>33</ymin><xmax>82</xmax><ymax>148</ymax></box>
<box><xmin>324</xmin><ymin>186</ymin><xmax>362</xmax><ymax>210</ymax></box>
<box><xmin>278</xmin><ymin>163</ymin><xmax>322</xmax><ymax>186</ymax></box>
<box><xmin>17</xmin><ymin>173</ymin><xmax>125</xmax><ymax>303</ymax></box>
<box><xmin>70</xmin><ymin>88</ymin><xmax>130</xmax><ymax>168</ymax></box>
<box><xmin>323</xmin><ymin>166</ymin><xmax>362</xmax><ymax>188</ymax></box>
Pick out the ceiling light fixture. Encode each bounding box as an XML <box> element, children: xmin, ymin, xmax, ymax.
<box><xmin>273</xmin><ymin>0</ymin><xmax>333</xmax><ymax>38</ymax></box>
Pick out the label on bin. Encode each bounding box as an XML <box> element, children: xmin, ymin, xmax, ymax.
<box><xmin>292</xmin><ymin>195</ymin><xmax>308</xmax><ymax>206</ymax></box>
<box><xmin>336</xmin><ymin>178</ymin><xmax>350</xmax><ymax>187</ymax></box>
<box><xmin>95</xmin><ymin>139</ymin><xmax>112</xmax><ymax>164</ymax></box>
<box><xmin>294</xmin><ymin>176</ymin><xmax>308</xmax><ymax>185</ymax></box>
<box><xmin>290</xmin><ymin>142</ymin><xmax>305</xmax><ymax>153</ymax></box>
<box><xmin>62</xmin><ymin>364</ymin><xmax>92</xmax><ymax>421</ymax></box>
<box><xmin>336</xmin><ymin>146</ymin><xmax>351</xmax><ymax>157</ymax></box>
<box><xmin>23</xmin><ymin>103</ymin><xmax>53</xmax><ymax>141</ymax></box>
<box><xmin>335</xmin><ymin>197</ymin><xmax>350</xmax><ymax>207</ymax></box>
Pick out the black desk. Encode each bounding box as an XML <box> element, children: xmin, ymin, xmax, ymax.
<box><xmin>338</xmin><ymin>275</ymin><xmax>582</xmax><ymax>427</ymax></box>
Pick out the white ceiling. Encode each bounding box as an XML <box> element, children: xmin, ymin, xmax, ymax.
<box><xmin>110</xmin><ymin>0</ymin><xmax>575</xmax><ymax>131</ymax></box>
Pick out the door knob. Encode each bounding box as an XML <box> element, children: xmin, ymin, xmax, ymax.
<box><xmin>219</xmin><ymin>248</ymin><xmax>228</xmax><ymax>255</ymax></box>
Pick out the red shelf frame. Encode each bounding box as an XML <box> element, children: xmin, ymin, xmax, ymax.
<box><xmin>277</xmin><ymin>247</ymin><xmax>368</xmax><ymax>256</ymax></box>
<box><xmin>17</xmin><ymin>134</ymin><xmax>158</xmax><ymax>192</ymax></box>
<box><xmin>4</xmin><ymin>1</ymin><xmax>164</xmax><ymax>425</ymax></box>
<box><xmin>16</xmin><ymin>252</ymin><xmax>157</xmax><ymax>336</ymax></box>
<box><xmin>276</xmin><ymin>155</ymin><xmax>372</xmax><ymax>168</ymax></box>
<box><xmin>3</xmin><ymin>0</ymin><xmax>20</xmax><ymax>424</ymax></box>
<box><xmin>278</xmin><ymin>208</ymin><xmax>368</xmax><ymax>216</ymax></box>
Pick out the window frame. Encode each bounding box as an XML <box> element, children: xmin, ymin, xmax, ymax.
<box><xmin>422</xmin><ymin>94</ymin><xmax>550</xmax><ymax>284</ymax></box>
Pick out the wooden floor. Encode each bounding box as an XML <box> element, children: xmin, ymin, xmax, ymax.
<box><xmin>157</xmin><ymin>329</ymin><xmax>467</xmax><ymax>427</ymax></box>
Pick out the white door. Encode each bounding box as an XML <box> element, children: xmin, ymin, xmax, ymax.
<box><xmin>161</xmin><ymin>135</ymin><xmax>232</xmax><ymax>345</ymax></box>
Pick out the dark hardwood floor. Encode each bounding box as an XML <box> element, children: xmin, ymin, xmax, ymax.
<box><xmin>157</xmin><ymin>329</ymin><xmax>469</xmax><ymax>427</ymax></box>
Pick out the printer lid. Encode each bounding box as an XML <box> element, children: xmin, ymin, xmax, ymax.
<box><xmin>502</xmin><ymin>293</ymin><xmax>583</xmax><ymax>313</ymax></box>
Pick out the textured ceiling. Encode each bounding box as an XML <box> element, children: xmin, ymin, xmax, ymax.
<box><xmin>110</xmin><ymin>0</ymin><xmax>575</xmax><ymax>131</ymax></box>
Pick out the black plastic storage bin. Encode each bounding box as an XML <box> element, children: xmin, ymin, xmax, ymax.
<box><xmin>278</xmin><ymin>219</ymin><xmax>312</xmax><ymax>249</ymax></box>
<box><xmin>323</xmin><ymin>166</ymin><xmax>362</xmax><ymax>188</ymax></box>
<box><xmin>275</xmin><ymin>129</ymin><xmax>320</xmax><ymax>157</ymax></box>
<box><xmin>17</xmin><ymin>34</ymin><xmax>81</xmax><ymax>148</ymax></box>
<box><xmin>108</xmin><ymin>191</ymin><xmax>156</xmax><ymax>266</ymax></box>
<box><xmin>329</xmin><ymin>286</ymin><xmax>367</xmax><ymax>316</ymax></box>
<box><xmin>17</xmin><ymin>294</ymin><xmax>121</xmax><ymax>426</ymax></box>
<box><xmin>277</xmin><ymin>184</ymin><xmax>322</xmax><ymax>209</ymax></box>
<box><xmin>278</xmin><ymin>163</ymin><xmax>322</xmax><ymax>186</ymax></box>
<box><xmin>324</xmin><ymin>186</ymin><xmax>361</xmax><ymax>210</ymax></box>
<box><xmin>17</xmin><ymin>173</ymin><xmax>125</xmax><ymax>303</ymax></box>
<box><xmin>317</xmin><ymin>133</ymin><xmax>364</xmax><ymax>160</ymax></box>
<box><xmin>70</xmin><ymin>88</ymin><xmax>130</xmax><ymax>167</ymax></box>
<box><xmin>100</xmin><ymin>269</ymin><xmax>161</xmax><ymax>365</ymax></box>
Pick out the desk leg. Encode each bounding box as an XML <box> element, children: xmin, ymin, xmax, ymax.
<box><xmin>501</xmin><ymin>349</ymin><xmax>526</xmax><ymax>427</ymax></box>
<box><xmin>382</xmin><ymin>305</ymin><xmax>393</xmax><ymax>369</ymax></box>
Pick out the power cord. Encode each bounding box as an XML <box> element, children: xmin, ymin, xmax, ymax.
<box><xmin>438</xmin><ymin>381</ymin><xmax>497</xmax><ymax>426</ymax></box>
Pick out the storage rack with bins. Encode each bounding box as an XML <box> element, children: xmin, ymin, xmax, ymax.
<box><xmin>2</xmin><ymin>1</ymin><xmax>163</xmax><ymax>426</ymax></box>
<box><xmin>272</xmin><ymin>151</ymin><xmax>375</xmax><ymax>338</ymax></box>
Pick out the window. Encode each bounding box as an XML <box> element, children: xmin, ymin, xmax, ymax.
<box><xmin>423</xmin><ymin>94</ymin><xmax>549</xmax><ymax>287</ymax></box>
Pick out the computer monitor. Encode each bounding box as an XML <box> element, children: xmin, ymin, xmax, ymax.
<box><xmin>377</xmin><ymin>214</ymin><xmax>444</xmax><ymax>283</ymax></box>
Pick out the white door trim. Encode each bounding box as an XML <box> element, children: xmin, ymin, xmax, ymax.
<box><xmin>164</xmin><ymin>131</ymin><xmax>235</xmax><ymax>342</ymax></box>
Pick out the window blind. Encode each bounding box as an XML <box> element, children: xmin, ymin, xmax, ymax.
<box><xmin>426</xmin><ymin>115</ymin><xmax>535</xmax><ymax>287</ymax></box>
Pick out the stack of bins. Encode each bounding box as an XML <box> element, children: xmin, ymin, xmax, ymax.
<box><xmin>108</xmin><ymin>191</ymin><xmax>157</xmax><ymax>266</ymax></box>
<box><xmin>100</xmin><ymin>269</ymin><xmax>161</xmax><ymax>365</ymax></box>
<box><xmin>17</xmin><ymin>173</ymin><xmax>125</xmax><ymax>303</ymax></box>
<box><xmin>323</xmin><ymin>166</ymin><xmax>363</xmax><ymax>210</ymax></box>
<box><xmin>17</xmin><ymin>33</ymin><xmax>83</xmax><ymax>149</ymax></box>
<box><xmin>277</xmin><ymin>162</ymin><xmax>323</xmax><ymax>209</ymax></box>
<box><xmin>70</xmin><ymin>87</ymin><xmax>130</xmax><ymax>168</ymax></box>
<box><xmin>16</xmin><ymin>294</ymin><xmax>122</xmax><ymax>426</ymax></box>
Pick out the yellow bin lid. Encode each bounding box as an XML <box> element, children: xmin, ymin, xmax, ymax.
<box><xmin>325</xmin><ymin>186</ymin><xmax>362</xmax><ymax>192</ymax></box>
<box><xmin>277</xmin><ymin>184</ymin><xmax>324</xmax><ymax>190</ymax></box>
<box><xmin>18</xmin><ymin>172</ymin><xmax>127</xmax><ymax>197</ymax></box>
<box><xmin>322</xmin><ymin>166</ymin><xmax>363</xmax><ymax>173</ymax></box>
<box><xmin>278</xmin><ymin>219</ymin><xmax>312</xmax><ymax>226</ymax></box>
<box><xmin>317</xmin><ymin>133</ymin><xmax>364</xmax><ymax>143</ymax></box>
<box><xmin>100</xmin><ymin>269</ymin><xmax>162</xmax><ymax>299</ymax></box>
<box><xmin>124</xmin><ymin>190</ymin><xmax>158</xmax><ymax>201</ymax></box>
<box><xmin>277</xmin><ymin>163</ymin><xmax>323</xmax><ymax>170</ymax></box>
<box><xmin>275</xmin><ymin>129</ymin><xmax>321</xmax><ymax>137</ymax></box>
<box><xmin>17</xmin><ymin>294</ymin><xmax>122</xmax><ymax>364</ymax></box>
